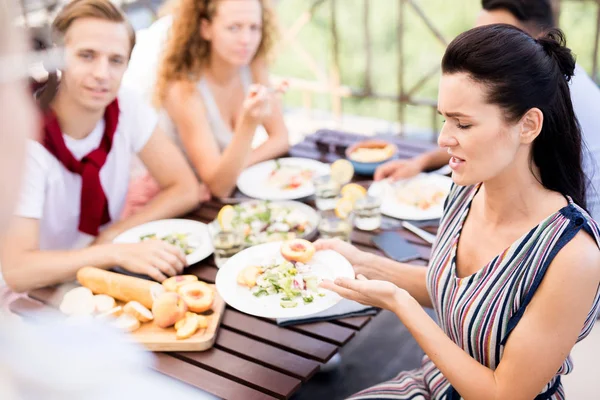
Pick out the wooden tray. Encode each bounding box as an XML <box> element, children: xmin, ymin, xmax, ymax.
<box><xmin>131</xmin><ymin>284</ymin><xmax>225</xmax><ymax>352</ymax></box>
<box><xmin>29</xmin><ymin>282</ymin><xmax>226</xmax><ymax>352</ymax></box>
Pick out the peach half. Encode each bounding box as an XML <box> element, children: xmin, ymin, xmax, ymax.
<box><xmin>162</xmin><ymin>275</ymin><xmax>198</xmax><ymax>293</ymax></box>
<box><xmin>178</xmin><ymin>281</ymin><xmax>214</xmax><ymax>313</ymax></box>
<box><xmin>151</xmin><ymin>292</ymin><xmax>188</xmax><ymax>328</ymax></box>
<box><xmin>280</xmin><ymin>239</ymin><xmax>316</xmax><ymax>263</ymax></box>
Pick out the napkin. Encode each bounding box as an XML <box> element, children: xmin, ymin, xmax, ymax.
<box><xmin>275</xmin><ymin>299</ymin><xmax>378</xmax><ymax>326</ymax></box>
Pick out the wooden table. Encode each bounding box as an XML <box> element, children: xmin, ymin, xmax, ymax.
<box><xmin>9</xmin><ymin>129</ymin><xmax>439</xmax><ymax>400</ymax></box>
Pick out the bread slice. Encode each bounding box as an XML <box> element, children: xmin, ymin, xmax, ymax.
<box><xmin>123</xmin><ymin>301</ymin><xmax>153</xmax><ymax>323</ymax></box>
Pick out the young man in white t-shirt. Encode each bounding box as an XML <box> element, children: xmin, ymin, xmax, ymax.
<box><xmin>0</xmin><ymin>0</ymin><xmax>207</xmax><ymax>293</ymax></box>
<box><xmin>375</xmin><ymin>0</ymin><xmax>600</xmax><ymax>220</ymax></box>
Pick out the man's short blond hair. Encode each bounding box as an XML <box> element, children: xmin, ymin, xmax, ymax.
<box><xmin>52</xmin><ymin>0</ymin><xmax>136</xmax><ymax>56</ymax></box>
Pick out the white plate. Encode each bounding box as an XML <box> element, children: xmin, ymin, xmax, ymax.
<box><xmin>215</xmin><ymin>242</ymin><xmax>355</xmax><ymax>319</ymax></box>
<box><xmin>369</xmin><ymin>173</ymin><xmax>453</xmax><ymax>221</ymax></box>
<box><xmin>220</xmin><ymin>200</ymin><xmax>320</xmax><ymax>243</ymax></box>
<box><xmin>112</xmin><ymin>219</ymin><xmax>213</xmax><ymax>265</ymax></box>
<box><xmin>237</xmin><ymin>158</ymin><xmax>331</xmax><ymax>200</ymax></box>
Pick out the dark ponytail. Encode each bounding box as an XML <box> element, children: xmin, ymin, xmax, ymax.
<box><xmin>442</xmin><ymin>25</ymin><xmax>586</xmax><ymax>209</ymax></box>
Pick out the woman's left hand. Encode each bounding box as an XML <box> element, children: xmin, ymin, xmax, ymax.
<box><xmin>320</xmin><ymin>274</ymin><xmax>410</xmax><ymax>311</ymax></box>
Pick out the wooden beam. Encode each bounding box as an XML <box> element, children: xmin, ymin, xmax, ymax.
<box><xmin>330</xmin><ymin>0</ymin><xmax>342</xmax><ymax>124</ymax></box>
<box><xmin>363</xmin><ymin>0</ymin><xmax>373</xmax><ymax>94</ymax></box>
<box><xmin>397</xmin><ymin>0</ymin><xmax>405</xmax><ymax>135</ymax></box>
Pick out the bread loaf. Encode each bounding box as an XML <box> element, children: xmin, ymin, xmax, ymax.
<box><xmin>77</xmin><ymin>267</ymin><xmax>164</xmax><ymax>309</ymax></box>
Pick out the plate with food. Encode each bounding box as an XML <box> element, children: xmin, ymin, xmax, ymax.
<box><xmin>112</xmin><ymin>219</ymin><xmax>213</xmax><ymax>265</ymax></box>
<box><xmin>215</xmin><ymin>239</ymin><xmax>355</xmax><ymax>318</ymax></box>
<box><xmin>215</xmin><ymin>200</ymin><xmax>320</xmax><ymax>246</ymax></box>
<box><xmin>237</xmin><ymin>157</ymin><xmax>330</xmax><ymax>200</ymax></box>
<box><xmin>369</xmin><ymin>173</ymin><xmax>453</xmax><ymax>220</ymax></box>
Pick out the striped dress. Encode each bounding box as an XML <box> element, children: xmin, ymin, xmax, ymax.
<box><xmin>350</xmin><ymin>184</ymin><xmax>600</xmax><ymax>400</ymax></box>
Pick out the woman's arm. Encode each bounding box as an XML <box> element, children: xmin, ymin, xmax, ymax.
<box><xmin>375</xmin><ymin>148</ymin><xmax>452</xmax><ymax>181</ymax></box>
<box><xmin>246</xmin><ymin>58</ymin><xmax>289</xmax><ymax>166</ymax></box>
<box><xmin>96</xmin><ymin>126</ymin><xmax>202</xmax><ymax>243</ymax></box>
<box><xmin>393</xmin><ymin>230</ymin><xmax>600</xmax><ymax>399</ymax></box>
<box><xmin>163</xmin><ymin>81</ymin><xmax>265</xmax><ymax>198</ymax></box>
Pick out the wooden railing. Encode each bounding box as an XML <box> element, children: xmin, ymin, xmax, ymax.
<box><xmin>273</xmin><ymin>0</ymin><xmax>600</xmax><ymax>138</ymax></box>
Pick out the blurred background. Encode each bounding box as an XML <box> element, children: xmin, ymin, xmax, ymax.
<box><xmin>15</xmin><ymin>0</ymin><xmax>600</xmax><ymax>144</ymax></box>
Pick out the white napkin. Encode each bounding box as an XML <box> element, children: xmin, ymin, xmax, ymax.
<box><xmin>275</xmin><ymin>299</ymin><xmax>377</xmax><ymax>326</ymax></box>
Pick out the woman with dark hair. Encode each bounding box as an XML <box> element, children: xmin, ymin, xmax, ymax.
<box><xmin>318</xmin><ymin>25</ymin><xmax>600</xmax><ymax>399</ymax></box>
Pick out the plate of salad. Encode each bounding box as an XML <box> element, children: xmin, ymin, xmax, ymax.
<box><xmin>215</xmin><ymin>239</ymin><xmax>355</xmax><ymax>318</ymax></box>
<box><xmin>236</xmin><ymin>157</ymin><xmax>330</xmax><ymax>200</ymax></box>
<box><xmin>215</xmin><ymin>200</ymin><xmax>320</xmax><ymax>246</ymax></box>
<box><xmin>112</xmin><ymin>219</ymin><xmax>214</xmax><ymax>265</ymax></box>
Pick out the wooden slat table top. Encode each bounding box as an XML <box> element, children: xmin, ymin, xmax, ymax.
<box><xmin>154</xmin><ymin>353</ymin><xmax>279</xmax><ymax>400</ymax></box>
<box><xmin>9</xmin><ymin>130</ymin><xmax>440</xmax><ymax>400</ymax></box>
<box><xmin>172</xmin><ymin>348</ymin><xmax>302</xmax><ymax>399</ymax></box>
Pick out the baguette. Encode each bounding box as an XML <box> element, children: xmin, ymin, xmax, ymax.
<box><xmin>77</xmin><ymin>267</ymin><xmax>165</xmax><ymax>309</ymax></box>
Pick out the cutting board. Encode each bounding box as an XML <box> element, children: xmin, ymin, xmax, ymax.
<box><xmin>30</xmin><ymin>282</ymin><xmax>225</xmax><ymax>352</ymax></box>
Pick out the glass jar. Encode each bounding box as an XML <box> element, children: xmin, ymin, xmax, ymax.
<box><xmin>317</xmin><ymin>209</ymin><xmax>353</xmax><ymax>242</ymax></box>
<box><xmin>353</xmin><ymin>195</ymin><xmax>382</xmax><ymax>231</ymax></box>
<box><xmin>312</xmin><ymin>174</ymin><xmax>341</xmax><ymax>211</ymax></box>
<box><xmin>208</xmin><ymin>220</ymin><xmax>244</xmax><ymax>268</ymax></box>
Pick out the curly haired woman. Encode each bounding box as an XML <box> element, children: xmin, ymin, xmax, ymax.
<box><xmin>122</xmin><ymin>0</ymin><xmax>289</xmax><ymax>210</ymax></box>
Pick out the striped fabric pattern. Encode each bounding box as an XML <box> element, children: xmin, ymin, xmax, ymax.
<box><xmin>349</xmin><ymin>184</ymin><xmax>600</xmax><ymax>400</ymax></box>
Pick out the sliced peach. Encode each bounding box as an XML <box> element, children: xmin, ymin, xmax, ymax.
<box><xmin>162</xmin><ymin>275</ymin><xmax>198</xmax><ymax>292</ymax></box>
<box><xmin>196</xmin><ymin>315</ymin><xmax>209</xmax><ymax>329</ymax></box>
<box><xmin>174</xmin><ymin>311</ymin><xmax>198</xmax><ymax>330</ymax></box>
<box><xmin>174</xmin><ymin>317</ymin><xmax>187</xmax><ymax>330</ymax></box>
<box><xmin>177</xmin><ymin>312</ymin><xmax>209</xmax><ymax>330</ymax></box>
<box><xmin>237</xmin><ymin>266</ymin><xmax>262</xmax><ymax>288</ymax></box>
<box><xmin>176</xmin><ymin>314</ymin><xmax>199</xmax><ymax>340</ymax></box>
<box><xmin>178</xmin><ymin>281</ymin><xmax>214</xmax><ymax>313</ymax></box>
<box><xmin>281</xmin><ymin>239</ymin><xmax>315</xmax><ymax>263</ymax></box>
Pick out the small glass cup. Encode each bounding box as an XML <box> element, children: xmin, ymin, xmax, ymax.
<box><xmin>317</xmin><ymin>209</ymin><xmax>353</xmax><ymax>242</ymax></box>
<box><xmin>353</xmin><ymin>195</ymin><xmax>382</xmax><ymax>231</ymax></box>
<box><xmin>208</xmin><ymin>221</ymin><xmax>244</xmax><ymax>268</ymax></box>
<box><xmin>313</xmin><ymin>174</ymin><xmax>341</xmax><ymax>211</ymax></box>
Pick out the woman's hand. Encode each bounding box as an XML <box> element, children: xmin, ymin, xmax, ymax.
<box><xmin>320</xmin><ymin>274</ymin><xmax>410</xmax><ymax>311</ymax></box>
<box><xmin>240</xmin><ymin>84</ymin><xmax>272</xmax><ymax>127</ymax></box>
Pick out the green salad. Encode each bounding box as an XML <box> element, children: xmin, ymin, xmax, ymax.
<box><xmin>231</xmin><ymin>201</ymin><xmax>313</xmax><ymax>246</ymax></box>
<box><xmin>140</xmin><ymin>233</ymin><xmax>196</xmax><ymax>255</ymax></box>
<box><xmin>249</xmin><ymin>260</ymin><xmax>325</xmax><ymax>308</ymax></box>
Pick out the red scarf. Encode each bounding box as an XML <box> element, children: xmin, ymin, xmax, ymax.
<box><xmin>41</xmin><ymin>100</ymin><xmax>120</xmax><ymax>236</ymax></box>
